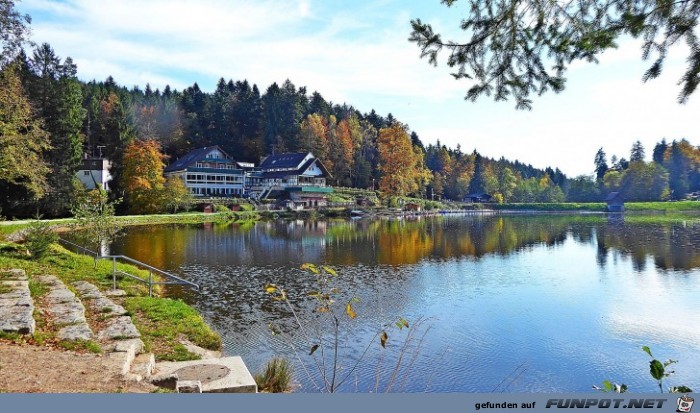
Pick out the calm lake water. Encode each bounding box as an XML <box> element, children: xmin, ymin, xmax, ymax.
<box><xmin>109</xmin><ymin>214</ymin><xmax>700</xmax><ymax>392</ymax></box>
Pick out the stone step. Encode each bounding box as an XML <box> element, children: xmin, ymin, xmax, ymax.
<box><xmin>103</xmin><ymin>338</ymin><xmax>145</xmax><ymax>375</ymax></box>
<box><xmin>73</xmin><ymin>281</ymin><xmax>127</xmax><ymax>317</ymax></box>
<box><xmin>71</xmin><ymin>280</ymin><xmax>145</xmax><ymax>379</ymax></box>
<box><xmin>129</xmin><ymin>353</ymin><xmax>156</xmax><ymax>381</ymax></box>
<box><xmin>0</xmin><ymin>269</ymin><xmax>35</xmax><ymax>335</ymax></box>
<box><xmin>35</xmin><ymin>275</ymin><xmax>93</xmax><ymax>341</ymax></box>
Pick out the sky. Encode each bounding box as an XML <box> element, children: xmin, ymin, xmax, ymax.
<box><xmin>16</xmin><ymin>0</ymin><xmax>700</xmax><ymax>177</ymax></box>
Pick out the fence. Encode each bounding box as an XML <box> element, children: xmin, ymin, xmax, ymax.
<box><xmin>57</xmin><ymin>238</ymin><xmax>199</xmax><ymax>296</ymax></box>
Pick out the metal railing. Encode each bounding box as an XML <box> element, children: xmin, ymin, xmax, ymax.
<box><xmin>57</xmin><ymin>238</ymin><xmax>199</xmax><ymax>296</ymax></box>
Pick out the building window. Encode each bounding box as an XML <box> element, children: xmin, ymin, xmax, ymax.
<box><xmin>83</xmin><ymin>171</ymin><xmax>90</xmax><ymax>176</ymax></box>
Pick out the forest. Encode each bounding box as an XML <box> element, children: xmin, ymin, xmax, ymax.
<box><xmin>2</xmin><ymin>1</ymin><xmax>700</xmax><ymax>217</ymax></box>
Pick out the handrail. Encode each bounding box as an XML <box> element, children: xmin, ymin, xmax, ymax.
<box><xmin>57</xmin><ymin>238</ymin><xmax>199</xmax><ymax>295</ymax></box>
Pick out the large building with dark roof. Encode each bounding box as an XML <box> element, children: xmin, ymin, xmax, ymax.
<box><xmin>164</xmin><ymin>146</ymin><xmax>246</xmax><ymax>197</ymax></box>
<box><xmin>248</xmin><ymin>152</ymin><xmax>332</xmax><ymax>207</ymax></box>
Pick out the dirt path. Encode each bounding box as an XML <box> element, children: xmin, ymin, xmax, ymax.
<box><xmin>0</xmin><ymin>341</ymin><xmax>155</xmax><ymax>393</ymax></box>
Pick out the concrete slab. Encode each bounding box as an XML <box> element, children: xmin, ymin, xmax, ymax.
<box><xmin>57</xmin><ymin>323</ymin><xmax>93</xmax><ymax>341</ymax></box>
<box><xmin>131</xmin><ymin>353</ymin><xmax>156</xmax><ymax>378</ymax></box>
<box><xmin>177</xmin><ymin>380</ymin><xmax>202</xmax><ymax>393</ymax></box>
<box><xmin>156</xmin><ymin>357</ymin><xmax>257</xmax><ymax>393</ymax></box>
<box><xmin>106</xmin><ymin>350</ymin><xmax>135</xmax><ymax>375</ymax></box>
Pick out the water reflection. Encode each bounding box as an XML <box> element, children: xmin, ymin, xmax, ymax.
<box><xmin>106</xmin><ymin>215</ymin><xmax>700</xmax><ymax>392</ymax></box>
<box><xmin>111</xmin><ymin>216</ymin><xmax>700</xmax><ymax>272</ymax></box>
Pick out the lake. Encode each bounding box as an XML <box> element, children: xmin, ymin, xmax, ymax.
<box><xmin>109</xmin><ymin>214</ymin><xmax>700</xmax><ymax>392</ymax></box>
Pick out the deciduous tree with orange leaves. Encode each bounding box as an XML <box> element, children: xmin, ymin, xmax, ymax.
<box><xmin>121</xmin><ymin>139</ymin><xmax>167</xmax><ymax>214</ymax></box>
<box><xmin>377</xmin><ymin>123</ymin><xmax>430</xmax><ymax>197</ymax></box>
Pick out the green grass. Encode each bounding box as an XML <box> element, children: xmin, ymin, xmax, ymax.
<box><xmin>492</xmin><ymin>202</ymin><xmax>607</xmax><ymax>211</ymax></box>
<box><xmin>489</xmin><ymin>201</ymin><xmax>700</xmax><ymax>213</ymax></box>
<box><xmin>58</xmin><ymin>339</ymin><xmax>102</xmax><ymax>354</ymax></box>
<box><xmin>255</xmin><ymin>357</ymin><xmax>293</xmax><ymax>393</ymax></box>
<box><xmin>0</xmin><ymin>241</ymin><xmax>222</xmax><ymax>360</ymax></box>
<box><xmin>123</xmin><ymin>296</ymin><xmax>221</xmax><ymax>361</ymax></box>
<box><xmin>624</xmin><ymin>201</ymin><xmax>700</xmax><ymax>212</ymax></box>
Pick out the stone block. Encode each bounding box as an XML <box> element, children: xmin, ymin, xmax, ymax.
<box><xmin>57</xmin><ymin>323</ymin><xmax>93</xmax><ymax>341</ymax></box>
<box><xmin>51</xmin><ymin>301</ymin><xmax>87</xmax><ymax>325</ymax></box>
<box><xmin>44</xmin><ymin>287</ymin><xmax>78</xmax><ymax>304</ymax></box>
<box><xmin>0</xmin><ymin>269</ymin><xmax>27</xmax><ymax>280</ymax></box>
<box><xmin>72</xmin><ymin>281</ymin><xmax>102</xmax><ymax>299</ymax></box>
<box><xmin>97</xmin><ymin>316</ymin><xmax>140</xmax><ymax>340</ymax></box>
<box><xmin>91</xmin><ymin>297</ymin><xmax>127</xmax><ymax>316</ymax></box>
<box><xmin>176</xmin><ymin>380</ymin><xmax>202</xmax><ymax>393</ymax></box>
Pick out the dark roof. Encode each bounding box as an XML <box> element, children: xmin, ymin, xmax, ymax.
<box><xmin>466</xmin><ymin>193</ymin><xmax>492</xmax><ymax>199</ymax></box>
<box><xmin>605</xmin><ymin>192</ymin><xmax>623</xmax><ymax>202</ymax></box>
<box><xmin>164</xmin><ymin>146</ymin><xmax>232</xmax><ymax>173</ymax></box>
<box><xmin>259</xmin><ymin>158</ymin><xmax>331</xmax><ymax>179</ymax></box>
<box><xmin>259</xmin><ymin>153</ymin><xmax>309</xmax><ymax>170</ymax></box>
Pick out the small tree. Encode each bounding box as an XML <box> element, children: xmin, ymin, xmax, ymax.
<box><xmin>163</xmin><ymin>175</ymin><xmax>193</xmax><ymax>213</ymax></box>
<box><xmin>71</xmin><ymin>188</ymin><xmax>121</xmax><ymax>264</ymax></box>
<box><xmin>264</xmin><ymin>264</ymin><xmax>430</xmax><ymax>393</ymax></box>
<box><xmin>24</xmin><ymin>216</ymin><xmax>58</xmax><ymax>260</ymax></box>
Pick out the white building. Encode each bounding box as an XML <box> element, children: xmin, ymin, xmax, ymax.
<box><xmin>76</xmin><ymin>157</ymin><xmax>112</xmax><ymax>190</ymax></box>
<box><xmin>164</xmin><ymin>146</ymin><xmax>246</xmax><ymax>197</ymax></box>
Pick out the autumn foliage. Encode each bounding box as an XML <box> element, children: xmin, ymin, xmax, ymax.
<box><xmin>377</xmin><ymin>123</ymin><xmax>430</xmax><ymax>197</ymax></box>
<box><xmin>121</xmin><ymin>139</ymin><xmax>167</xmax><ymax>214</ymax></box>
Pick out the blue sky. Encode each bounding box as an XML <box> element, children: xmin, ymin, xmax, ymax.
<box><xmin>17</xmin><ymin>0</ymin><xmax>700</xmax><ymax>177</ymax></box>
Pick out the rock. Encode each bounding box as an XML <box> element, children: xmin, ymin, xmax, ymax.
<box><xmin>97</xmin><ymin>316</ymin><xmax>140</xmax><ymax>340</ymax></box>
<box><xmin>72</xmin><ymin>281</ymin><xmax>102</xmax><ymax>299</ymax></box>
<box><xmin>105</xmin><ymin>289</ymin><xmax>127</xmax><ymax>297</ymax></box>
<box><xmin>58</xmin><ymin>323</ymin><xmax>93</xmax><ymax>341</ymax></box>
<box><xmin>0</xmin><ymin>269</ymin><xmax>27</xmax><ymax>280</ymax></box>
<box><xmin>0</xmin><ymin>286</ymin><xmax>31</xmax><ymax>302</ymax></box>
<box><xmin>44</xmin><ymin>288</ymin><xmax>79</xmax><ymax>304</ymax></box>
<box><xmin>180</xmin><ymin>339</ymin><xmax>222</xmax><ymax>360</ymax></box>
<box><xmin>0</xmin><ymin>306</ymin><xmax>35</xmax><ymax>334</ymax></box>
<box><xmin>0</xmin><ymin>295</ymin><xmax>32</xmax><ymax>307</ymax></box>
<box><xmin>1</xmin><ymin>280</ymin><xmax>29</xmax><ymax>289</ymax></box>
<box><xmin>91</xmin><ymin>297</ymin><xmax>127</xmax><ymax>316</ymax></box>
<box><xmin>108</xmin><ymin>338</ymin><xmax>144</xmax><ymax>354</ymax></box>
<box><xmin>51</xmin><ymin>301</ymin><xmax>87</xmax><ymax>325</ymax></box>
<box><xmin>34</xmin><ymin>275</ymin><xmax>62</xmax><ymax>286</ymax></box>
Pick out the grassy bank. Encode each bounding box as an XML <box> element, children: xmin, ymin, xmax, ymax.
<box><xmin>0</xmin><ymin>243</ymin><xmax>220</xmax><ymax>360</ymax></box>
<box><xmin>0</xmin><ymin>211</ymin><xmax>258</xmax><ymax>241</ymax></box>
<box><xmin>489</xmin><ymin>201</ymin><xmax>700</xmax><ymax>213</ymax></box>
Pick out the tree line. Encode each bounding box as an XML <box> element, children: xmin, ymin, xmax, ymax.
<box><xmin>2</xmin><ymin>2</ymin><xmax>699</xmax><ymax>218</ymax></box>
<box><xmin>567</xmin><ymin>139</ymin><xmax>700</xmax><ymax>202</ymax></box>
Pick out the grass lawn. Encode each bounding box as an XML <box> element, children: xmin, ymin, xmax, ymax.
<box><xmin>0</xmin><ymin>243</ymin><xmax>220</xmax><ymax>360</ymax></box>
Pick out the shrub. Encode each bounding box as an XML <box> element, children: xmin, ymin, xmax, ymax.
<box><xmin>255</xmin><ymin>358</ymin><xmax>292</xmax><ymax>393</ymax></box>
<box><xmin>24</xmin><ymin>219</ymin><xmax>58</xmax><ymax>259</ymax></box>
<box><xmin>214</xmin><ymin>204</ymin><xmax>230</xmax><ymax>213</ymax></box>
